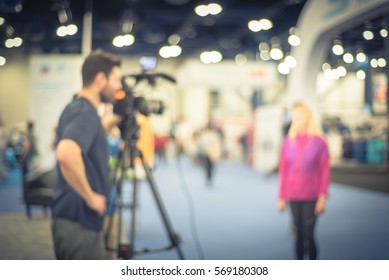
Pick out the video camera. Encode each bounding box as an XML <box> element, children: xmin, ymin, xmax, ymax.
<box><xmin>113</xmin><ymin>56</ymin><xmax>176</xmax><ymax>137</ymax></box>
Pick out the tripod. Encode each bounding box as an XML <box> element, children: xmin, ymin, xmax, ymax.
<box><xmin>104</xmin><ymin>116</ymin><xmax>185</xmax><ymax>260</ymax></box>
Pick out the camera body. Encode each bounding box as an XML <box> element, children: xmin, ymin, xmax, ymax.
<box><xmin>113</xmin><ymin>74</ymin><xmax>167</xmax><ymax>137</ymax></box>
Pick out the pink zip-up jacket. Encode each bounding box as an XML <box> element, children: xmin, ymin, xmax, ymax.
<box><xmin>278</xmin><ymin>134</ymin><xmax>330</xmax><ymax>201</ymax></box>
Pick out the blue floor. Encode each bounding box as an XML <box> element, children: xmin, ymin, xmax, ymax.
<box><xmin>1</xmin><ymin>158</ymin><xmax>389</xmax><ymax>260</ymax></box>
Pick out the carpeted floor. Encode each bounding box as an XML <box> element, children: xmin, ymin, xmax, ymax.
<box><xmin>0</xmin><ymin>157</ymin><xmax>389</xmax><ymax>260</ymax></box>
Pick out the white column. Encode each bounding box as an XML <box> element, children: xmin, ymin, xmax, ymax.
<box><xmin>82</xmin><ymin>0</ymin><xmax>93</xmax><ymax>56</ymax></box>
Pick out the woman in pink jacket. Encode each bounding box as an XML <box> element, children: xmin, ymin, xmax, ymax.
<box><xmin>278</xmin><ymin>102</ymin><xmax>330</xmax><ymax>260</ymax></box>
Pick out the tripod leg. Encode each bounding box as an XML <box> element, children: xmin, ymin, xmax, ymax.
<box><xmin>140</xmin><ymin>156</ymin><xmax>185</xmax><ymax>260</ymax></box>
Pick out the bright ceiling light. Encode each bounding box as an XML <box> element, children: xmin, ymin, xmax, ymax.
<box><xmin>332</xmin><ymin>41</ymin><xmax>344</xmax><ymax>55</ymax></box>
<box><xmin>343</xmin><ymin>53</ymin><xmax>354</xmax><ymax>64</ymax></box>
<box><xmin>356</xmin><ymin>52</ymin><xmax>367</xmax><ymax>62</ymax></box>
<box><xmin>4</xmin><ymin>37</ymin><xmax>23</xmax><ymax>48</ymax></box>
<box><xmin>258</xmin><ymin>18</ymin><xmax>272</xmax><ymax>30</ymax></box>
<box><xmin>288</xmin><ymin>34</ymin><xmax>300</xmax><ymax>46</ymax></box>
<box><xmin>112</xmin><ymin>34</ymin><xmax>135</xmax><ymax>47</ymax></box>
<box><xmin>248</xmin><ymin>19</ymin><xmax>272</xmax><ymax>32</ymax></box>
<box><xmin>56</xmin><ymin>26</ymin><xmax>67</xmax><ymax>37</ymax></box>
<box><xmin>170</xmin><ymin>45</ymin><xmax>182</xmax><ymax>57</ymax></box>
<box><xmin>356</xmin><ymin>70</ymin><xmax>366</xmax><ymax>80</ymax></box>
<box><xmin>0</xmin><ymin>55</ymin><xmax>6</xmax><ymax>66</ymax></box>
<box><xmin>378</xmin><ymin>58</ymin><xmax>386</xmax><ymax>67</ymax></box>
<box><xmin>67</xmin><ymin>24</ymin><xmax>78</xmax><ymax>35</ymax></box>
<box><xmin>13</xmin><ymin>37</ymin><xmax>23</xmax><ymax>47</ymax></box>
<box><xmin>159</xmin><ymin>45</ymin><xmax>182</xmax><ymax>58</ymax></box>
<box><xmin>363</xmin><ymin>30</ymin><xmax>374</xmax><ymax>40</ymax></box>
<box><xmin>278</xmin><ymin>62</ymin><xmax>290</xmax><ymax>75</ymax></box>
<box><xmin>370</xmin><ymin>58</ymin><xmax>378</xmax><ymax>68</ymax></box>
<box><xmin>336</xmin><ymin>66</ymin><xmax>347</xmax><ymax>77</ymax></box>
<box><xmin>56</xmin><ymin>24</ymin><xmax>78</xmax><ymax>37</ymax></box>
<box><xmin>5</xmin><ymin>39</ymin><xmax>13</xmax><ymax>48</ymax></box>
<box><xmin>200</xmin><ymin>51</ymin><xmax>222</xmax><ymax>64</ymax></box>
<box><xmin>195</xmin><ymin>3</ymin><xmax>222</xmax><ymax>17</ymax></box>
<box><xmin>208</xmin><ymin>3</ymin><xmax>222</xmax><ymax>15</ymax></box>
<box><xmin>0</xmin><ymin>17</ymin><xmax>4</xmax><ymax>26</ymax></box>
<box><xmin>194</xmin><ymin>5</ymin><xmax>208</xmax><ymax>17</ymax></box>
<box><xmin>270</xmin><ymin>47</ymin><xmax>283</xmax><ymax>60</ymax></box>
<box><xmin>248</xmin><ymin>20</ymin><xmax>261</xmax><ymax>32</ymax></box>
<box><xmin>380</xmin><ymin>28</ymin><xmax>388</xmax><ymax>38</ymax></box>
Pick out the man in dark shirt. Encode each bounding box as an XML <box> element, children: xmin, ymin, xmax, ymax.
<box><xmin>51</xmin><ymin>50</ymin><xmax>122</xmax><ymax>259</ymax></box>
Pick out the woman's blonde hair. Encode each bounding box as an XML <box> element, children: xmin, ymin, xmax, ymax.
<box><xmin>287</xmin><ymin>101</ymin><xmax>323</xmax><ymax>139</ymax></box>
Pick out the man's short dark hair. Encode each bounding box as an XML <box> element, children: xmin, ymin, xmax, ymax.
<box><xmin>81</xmin><ymin>49</ymin><xmax>121</xmax><ymax>87</ymax></box>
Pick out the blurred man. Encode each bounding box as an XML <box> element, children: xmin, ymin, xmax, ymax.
<box><xmin>51</xmin><ymin>50</ymin><xmax>122</xmax><ymax>259</ymax></box>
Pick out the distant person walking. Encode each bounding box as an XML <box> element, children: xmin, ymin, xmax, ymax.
<box><xmin>196</xmin><ymin>123</ymin><xmax>222</xmax><ymax>186</ymax></box>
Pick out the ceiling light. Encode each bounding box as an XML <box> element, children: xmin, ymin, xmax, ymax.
<box><xmin>258</xmin><ymin>19</ymin><xmax>272</xmax><ymax>30</ymax></box>
<box><xmin>356</xmin><ymin>70</ymin><xmax>366</xmax><ymax>80</ymax></box>
<box><xmin>248</xmin><ymin>19</ymin><xmax>272</xmax><ymax>32</ymax></box>
<box><xmin>56</xmin><ymin>24</ymin><xmax>78</xmax><ymax>37</ymax></box>
<box><xmin>378</xmin><ymin>58</ymin><xmax>386</xmax><ymax>67</ymax></box>
<box><xmin>159</xmin><ymin>45</ymin><xmax>182</xmax><ymax>58</ymax></box>
<box><xmin>248</xmin><ymin>20</ymin><xmax>261</xmax><ymax>32</ymax></box>
<box><xmin>169</xmin><ymin>45</ymin><xmax>182</xmax><ymax>57</ymax></box>
<box><xmin>113</xmin><ymin>34</ymin><xmax>135</xmax><ymax>47</ymax></box>
<box><xmin>343</xmin><ymin>53</ymin><xmax>354</xmax><ymax>63</ymax></box>
<box><xmin>194</xmin><ymin>5</ymin><xmax>208</xmax><ymax>17</ymax></box>
<box><xmin>12</xmin><ymin>37</ymin><xmax>23</xmax><ymax>47</ymax></box>
<box><xmin>208</xmin><ymin>3</ymin><xmax>223</xmax><ymax>15</ymax></box>
<box><xmin>336</xmin><ymin>66</ymin><xmax>347</xmax><ymax>77</ymax></box>
<box><xmin>270</xmin><ymin>47</ymin><xmax>283</xmax><ymax>60</ymax></box>
<box><xmin>235</xmin><ymin>54</ymin><xmax>247</xmax><ymax>65</ymax></box>
<box><xmin>258</xmin><ymin>42</ymin><xmax>269</xmax><ymax>52</ymax></box>
<box><xmin>370</xmin><ymin>58</ymin><xmax>378</xmax><ymax>68</ymax></box>
<box><xmin>380</xmin><ymin>28</ymin><xmax>388</xmax><ymax>38</ymax></box>
<box><xmin>278</xmin><ymin>62</ymin><xmax>290</xmax><ymax>75</ymax></box>
<box><xmin>194</xmin><ymin>3</ymin><xmax>222</xmax><ymax>17</ymax></box>
<box><xmin>56</xmin><ymin>26</ymin><xmax>67</xmax><ymax>37</ymax></box>
<box><xmin>0</xmin><ymin>56</ymin><xmax>6</xmax><ymax>66</ymax></box>
<box><xmin>332</xmin><ymin>40</ymin><xmax>344</xmax><ymax>55</ymax></box>
<box><xmin>288</xmin><ymin>34</ymin><xmax>300</xmax><ymax>46</ymax></box>
<box><xmin>322</xmin><ymin>63</ymin><xmax>331</xmax><ymax>71</ymax></box>
<box><xmin>259</xmin><ymin>51</ymin><xmax>271</xmax><ymax>61</ymax></box>
<box><xmin>67</xmin><ymin>24</ymin><xmax>78</xmax><ymax>35</ymax></box>
<box><xmin>362</xmin><ymin>30</ymin><xmax>374</xmax><ymax>40</ymax></box>
<box><xmin>200</xmin><ymin>51</ymin><xmax>223</xmax><ymax>64</ymax></box>
<box><xmin>356</xmin><ymin>52</ymin><xmax>367</xmax><ymax>62</ymax></box>
<box><xmin>168</xmin><ymin>34</ymin><xmax>181</xmax><ymax>45</ymax></box>
<box><xmin>0</xmin><ymin>17</ymin><xmax>4</xmax><ymax>26</ymax></box>
<box><xmin>4</xmin><ymin>37</ymin><xmax>23</xmax><ymax>48</ymax></box>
